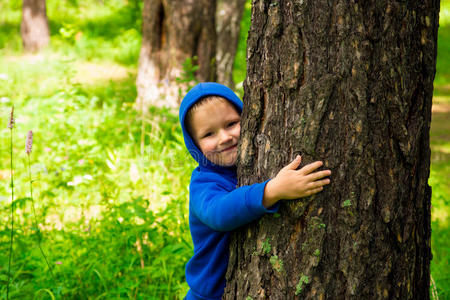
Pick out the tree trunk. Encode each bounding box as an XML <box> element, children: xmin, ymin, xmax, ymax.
<box><xmin>216</xmin><ymin>0</ymin><xmax>246</xmax><ymax>89</ymax></box>
<box><xmin>136</xmin><ymin>0</ymin><xmax>216</xmax><ymax>110</ymax></box>
<box><xmin>225</xmin><ymin>1</ymin><xmax>438</xmax><ymax>299</ymax></box>
<box><xmin>20</xmin><ymin>0</ymin><xmax>50</xmax><ymax>52</ymax></box>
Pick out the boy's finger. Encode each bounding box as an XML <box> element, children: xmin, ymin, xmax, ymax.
<box><xmin>284</xmin><ymin>155</ymin><xmax>302</xmax><ymax>170</ymax></box>
<box><xmin>306</xmin><ymin>170</ymin><xmax>332</xmax><ymax>181</ymax></box>
<box><xmin>309</xmin><ymin>178</ymin><xmax>330</xmax><ymax>189</ymax></box>
<box><xmin>306</xmin><ymin>186</ymin><xmax>323</xmax><ymax>196</ymax></box>
<box><xmin>299</xmin><ymin>161</ymin><xmax>323</xmax><ymax>175</ymax></box>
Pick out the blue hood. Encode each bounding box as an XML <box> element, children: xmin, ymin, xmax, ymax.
<box><xmin>179</xmin><ymin>82</ymin><xmax>243</xmax><ymax>171</ymax></box>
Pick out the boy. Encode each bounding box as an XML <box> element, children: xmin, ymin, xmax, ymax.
<box><xmin>179</xmin><ymin>82</ymin><xmax>331</xmax><ymax>300</ymax></box>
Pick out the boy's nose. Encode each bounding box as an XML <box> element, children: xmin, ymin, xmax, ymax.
<box><xmin>218</xmin><ymin>129</ymin><xmax>232</xmax><ymax>144</ymax></box>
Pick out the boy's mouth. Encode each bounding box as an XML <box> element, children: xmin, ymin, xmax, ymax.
<box><xmin>221</xmin><ymin>144</ymin><xmax>237</xmax><ymax>152</ymax></box>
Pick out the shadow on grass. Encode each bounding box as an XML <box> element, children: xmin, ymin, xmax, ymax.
<box><xmin>434</xmin><ymin>85</ymin><xmax>450</xmax><ymax>98</ymax></box>
<box><xmin>431</xmin><ymin>111</ymin><xmax>450</xmax><ymax>142</ymax></box>
<box><xmin>78</xmin><ymin>4</ymin><xmax>142</xmax><ymax>39</ymax></box>
<box><xmin>0</xmin><ymin>21</ymin><xmax>21</xmax><ymax>50</ymax></box>
<box><xmin>436</xmin><ymin>22</ymin><xmax>450</xmax><ymax>85</ymax></box>
<box><xmin>47</xmin><ymin>1</ymin><xmax>142</xmax><ymax>39</ymax></box>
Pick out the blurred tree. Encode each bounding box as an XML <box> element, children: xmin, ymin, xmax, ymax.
<box><xmin>225</xmin><ymin>0</ymin><xmax>439</xmax><ymax>299</ymax></box>
<box><xmin>136</xmin><ymin>0</ymin><xmax>216</xmax><ymax>110</ymax></box>
<box><xmin>20</xmin><ymin>0</ymin><xmax>50</xmax><ymax>52</ymax></box>
<box><xmin>216</xmin><ymin>0</ymin><xmax>246</xmax><ymax>89</ymax></box>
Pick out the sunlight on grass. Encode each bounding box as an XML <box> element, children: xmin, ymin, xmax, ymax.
<box><xmin>74</xmin><ymin>62</ymin><xmax>135</xmax><ymax>84</ymax></box>
<box><xmin>440</xmin><ymin>1</ymin><xmax>450</xmax><ymax>26</ymax></box>
<box><xmin>432</xmin><ymin>142</ymin><xmax>450</xmax><ymax>154</ymax></box>
<box><xmin>1</xmin><ymin>38</ymin><xmax>192</xmax><ymax>296</ymax></box>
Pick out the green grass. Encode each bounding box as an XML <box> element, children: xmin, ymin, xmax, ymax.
<box><xmin>436</xmin><ymin>1</ymin><xmax>450</xmax><ymax>87</ymax></box>
<box><xmin>430</xmin><ymin>2</ymin><xmax>450</xmax><ymax>297</ymax></box>
<box><xmin>0</xmin><ymin>0</ymin><xmax>449</xmax><ymax>299</ymax></box>
<box><xmin>233</xmin><ymin>0</ymin><xmax>252</xmax><ymax>89</ymax></box>
<box><xmin>0</xmin><ymin>53</ymin><xmax>194</xmax><ymax>298</ymax></box>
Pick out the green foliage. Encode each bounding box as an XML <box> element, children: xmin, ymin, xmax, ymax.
<box><xmin>232</xmin><ymin>0</ymin><xmax>252</xmax><ymax>98</ymax></box>
<box><xmin>295</xmin><ymin>274</ymin><xmax>309</xmax><ymax>295</ymax></box>
<box><xmin>429</xmin><ymin>107</ymin><xmax>450</xmax><ymax>298</ymax></box>
<box><xmin>301</xmin><ymin>242</ymin><xmax>307</xmax><ymax>251</ymax></box>
<box><xmin>262</xmin><ymin>238</ymin><xmax>271</xmax><ymax>255</ymax></box>
<box><xmin>341</xmin><ymin>199</ymin><xmax>352</xmax><ymax>208</ymax></box>
<box><xmin>176</xmin><ymin>57</ymin><xmax>200</xmax><ymax>99</ymax></box>
<box><xmin>436</xmin><ymin>0</ymin><xmax>450</xmax><ymax>86</ymax></box>
<box><xmin>0</xmin><ymin>36</ymin><xmax>193</xmax><ymax>297</ymax></box>
<box><xmin>1</xmin><ymin>195</ymin><xmax>192</xmax><ymax>298</ymax></box>
<box><xmin>429</xmin><ymin>1</ymin><xmax>450</xmax><ymax>292</ymax></box>
<box><xmin>269</xmin><ymin>255</ymin><xmax>284</xmax><ymax>272</ymax></box>
<box><xmin>0</xmin><ymin>0</ymin><xmax>142</xmax><ymax>66</ymax></box>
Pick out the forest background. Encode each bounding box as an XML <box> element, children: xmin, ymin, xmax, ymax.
<box><xmin>0</xmin><ymin>0</ymin><xmax>448</xmax><ymax>299</ymax></box>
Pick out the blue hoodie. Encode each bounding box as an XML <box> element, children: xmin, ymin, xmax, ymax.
<box><xmin>179</xmin><ymin>83</ymin><xmax>278</xmax><ymax>300</ymax></box>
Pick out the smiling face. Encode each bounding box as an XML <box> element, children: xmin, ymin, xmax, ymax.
<box><xmin>189</xmin><ymin>97</ymin><xmax>241</xmax><ymax>167</ymax></box>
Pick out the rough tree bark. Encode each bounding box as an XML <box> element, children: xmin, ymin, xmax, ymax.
<box><xmin>225</xmin><ymin>0</ymin><xmax>439</xmax><ymax>299</ymax></box>
<box><xmin>216</xmin><ymin>0</ymin><xmax>247</xmax><ymax>89</ymax></box>
<box><xmin>136</xmin><ymin>0</ymin><xmax>216</xmax><ymax>110</ymax></box>
<box><xmin>20</xmin><ymin>0</ymin><xmax>50</xmax><ymax>52</ymax></box>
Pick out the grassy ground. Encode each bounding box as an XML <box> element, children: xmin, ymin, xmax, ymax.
<box><xmin>429</xmin><ymin>2</ymin><xmax>450</xmax><ymax>297</ymax></box>
<box><xmin>0</xmin><ymin>0</ymin><xmax>449</xmax><ymax>299</ymax></box>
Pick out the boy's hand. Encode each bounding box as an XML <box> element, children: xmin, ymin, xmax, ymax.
<box><xmin>263</xmin><ymin>155</ymin><xmax>331</xmax><ymax>208</ymax></box>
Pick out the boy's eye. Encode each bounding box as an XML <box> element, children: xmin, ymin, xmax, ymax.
<box><xmin>202</xmin><ymin>132</ymin><xmax>213</xmax><ymax>138</ymax></box>
<box><xmin>227</xmin><ymin>121</ymin><xmax>239</xmax><ymax>128</ymax></box>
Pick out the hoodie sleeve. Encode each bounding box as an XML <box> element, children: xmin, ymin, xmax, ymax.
<box><xmin>190</xmin><ymin>173</ymin><xmax>279</xmax><ymax>232</ymax></box>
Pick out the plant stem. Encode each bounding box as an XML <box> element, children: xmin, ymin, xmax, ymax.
<box><xmin>28</xmin><ymin>154</ymin><xmax>55</xmax><ymax>279</ymax></box>
<box><xmin>7</xmin><ymin>128</ymin><xmax>14</xmax><ymax>300</ymax></box>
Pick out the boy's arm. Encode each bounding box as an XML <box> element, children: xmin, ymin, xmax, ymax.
<box><xmin>190</xmin><ymin>175</ymin><xmax>278</xmax><ymax>232</ymax></box>
<box><xmin>190</xmin><ymin>156</ymin><xmax>331</xmax><ymax>232</ymax></box>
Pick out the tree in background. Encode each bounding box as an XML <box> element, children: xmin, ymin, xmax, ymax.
<box><xmin>136</xmin><ymin>0</ymin><xmax>216</xmax><ymax>110</ymax></box>
<box><xmin>136</xmin><ymin>0</ymin><xmax>248</xmax><ymax>110</ymax></box>
<box><xmin>225</xmin><ymin>0</ymin><xmax>439</xmax><ymax>299</ymax></box>
<box><xmin>216</xmin><ymin>0</ymin><xmax>246</xmax><ymax>89</ymax></box>
<box><xmin>20</xmin><ymin>0</ymin><xmax>50</xmax><ymax>52</ymax></box>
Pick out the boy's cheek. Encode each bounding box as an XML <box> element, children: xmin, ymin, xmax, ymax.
<box><xmin>235</xmin><ymin>126</ymin><xmax>241</xmax><ymax>138</ymax></box>
<box><xmin>198</xmin><ymin>141</ymin><xmax>214</xmax><ymax>155</ymax></box>
<box><xmin>204</xmin><ymin>151</ymin><xmax>219</xmax><ymax>161</ymax></box>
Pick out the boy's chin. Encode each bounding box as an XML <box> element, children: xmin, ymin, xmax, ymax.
<box><xmin>219</xmin><ymin>161</ymin><xmax>236</xmax><ymax>167</ymax></box>
<box><xmin>215</xmin><ymin>158</ymin><xmax>236</xmax><ymax>167</ymax></box>
<box><xmin>209</xmin><ymin>154</ymin><xmax>237</xmax><ymax>167</ymax></box>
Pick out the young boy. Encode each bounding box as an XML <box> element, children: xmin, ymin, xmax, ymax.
<box><xmin>179</xmin><ymin>82</ymin><xmax>331</xmax><ymax>300</ymax></box>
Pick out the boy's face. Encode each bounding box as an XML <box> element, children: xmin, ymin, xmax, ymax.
<box><xmin>190</xmin><ymin>98</ymin><xmax>241</xmax><ymax>167</ymax></box>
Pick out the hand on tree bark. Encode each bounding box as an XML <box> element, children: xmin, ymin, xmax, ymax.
<box><xmin>262</xmin><ymin>155</ymin><xmax>331</xmax><ymax>208</ymax></box>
